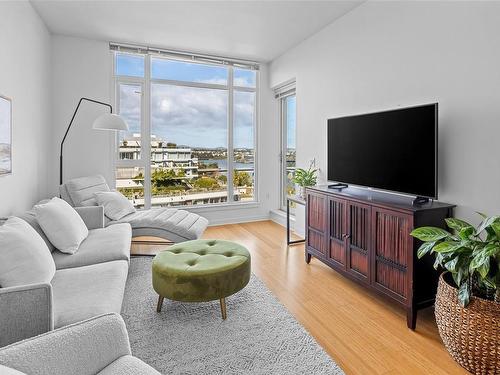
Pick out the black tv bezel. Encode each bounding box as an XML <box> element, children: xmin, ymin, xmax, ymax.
<box><xmin>327</xmin><ymin>103</ymin><xmax>439</xmax><ymax>200</ymax></box>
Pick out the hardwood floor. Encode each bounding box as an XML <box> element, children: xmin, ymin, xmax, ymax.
<box><xmin>131</xmin><ymin>220</ymin><xmax>467</xmax><ymax>375</ymax></box>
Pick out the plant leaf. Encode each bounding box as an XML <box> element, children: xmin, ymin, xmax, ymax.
<box><xmin>485</xmin><ymin>227</ymin><xmax>497</xmax><ymax>242</ymax></box>
<box><xmin>445</xmin><ymin>257</ymin><xmax>459</xmax><ymax>272</ymax></box>
<box><xmin>475</xmin><ymin>216</ymin><xmax>500</xmax><ymax>236</ymax></box>
<box><xmin>433</xmin><ymin>241</ymin><xmax>462</xmax><ymax>253</ymax></box>
<box><xmin>458</xmin><ymin>226</ymin><xmax>474</xmax><ymax>240</ymax></box>
<box><xmin>452</xmin><ymin>266</ymin><xmax>468</xmax><ymax>287</ymax></box>
<box><xmin>491</xmin><ymin>222</ymin><xmax>500</xmax><ymax>239</ymax></box>
<box><xmin>458</xmin><ymin>281</ymin><xmax>470</xmax><ymax>307</ymax></box>
<box><xmin>445</xmin><ymin>218</ymin><xmax>473</xmax><ymax>232</ymax></box>
<box><xmin>478</xmin><ymin>257</ymin><xmax>490</xmax><ymax>278</ymax></box>
<box><xmin>482</xmin><ymin>277</ymin><xmax>497</xmax><ymax>289</ymax></box>
<box><xmin>470</xmin><ymin>247</ymin><xmax>491</xmax><ymax>272</ymax></box>
<box><xmin>410</xmin><ymin>227</ymin><xmax>451</xmax><ymax>242</ymax></box>
<box><xmin>417</xmin><ymin>241</ymin><xmax>435</xmax><ymax>259</ymax></box>
<box><xmin>476</xmin><ymin>211</ymin><xmax>488</xmax><ymax>219</ymax></box>
<box><xmin>484</xmin><ymin>243</ymin><xmax>500</xmax><ymax>257</ymax></box>
<box><xmin>433</xmin><ymin>253</ymin><xmax>445</xmax><ymax>270</ymax></box>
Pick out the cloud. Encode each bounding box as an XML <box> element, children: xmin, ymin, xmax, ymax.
<box><xmin>234</xmin><ymin>77</ymin><xmax>252</xmax><ymax>87</ymax></box>
<box><xmin>119</xmin><ymin>83</ymin><xmax>255</xmax><ymax>148</ymax></box>
<box><xmin>119</xmin><ymin>84</ymin><xmax>142</xmax><ymax>137</ymax></box>
<box><xmin>151</xmin><ymin>84</ymin><xmax>255</xmax><ymax>148</ymax></box>
<box><xmin>151</xmin><ymin>84</ymin><xmax>227</xmax><ymax>147</ymax></box>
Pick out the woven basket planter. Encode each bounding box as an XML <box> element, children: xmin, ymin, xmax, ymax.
<box><xmin>435</xmin><ymin>273</ymin><xmax>500</xmax><ymax>374</ymax></box>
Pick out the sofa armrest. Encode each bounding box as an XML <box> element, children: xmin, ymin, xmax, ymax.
<box><xmin>0</xmin><ymin>283</ymin><xmax>53</xmax><ymax>347</ymax></box>
<box><xmin>0</xmin><ymin>313</ymin><xmax>131</xmax><ymax>375</ymax></box>
<box><xmin>75</xmin><ymin>206</ymin><xmax>105</xmax><ymax>229</ymax></box>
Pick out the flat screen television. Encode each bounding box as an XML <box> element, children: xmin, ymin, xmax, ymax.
<box><xmin>327</xmin><ymin>103</ymin><xmax>438</xmax><ymax>199</ymax></box>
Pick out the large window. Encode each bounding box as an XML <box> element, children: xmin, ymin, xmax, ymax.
<box><xmin>114</xmin><ymin>51</ymin><xmax>258</xmax><ymax>208</ymax></box>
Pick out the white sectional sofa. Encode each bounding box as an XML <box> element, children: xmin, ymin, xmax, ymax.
<box><xmin>0</xmin><ymin>313</ymin><xmax>160</xmax><ymax>375</ymax></box>
<box><xmin>0</xmin><ymin>205</ymin><xmax>132</xmax><ymax>347</ymax></box>
<box><xmin>60</xmin><ymin>175</ymin><xmax>209</xmax><ymax>243</ymax></box>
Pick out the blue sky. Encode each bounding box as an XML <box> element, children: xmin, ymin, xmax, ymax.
<box><xmin>116</xmin><ymin>54</ymin><xmax>256</xmax><ymax>148</ymax></box>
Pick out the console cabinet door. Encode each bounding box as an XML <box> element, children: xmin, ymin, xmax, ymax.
<box><xmin>346</xmin><ymin>202</ymin><xmax>371</xmax><ymax>282</ymax></box>
<box><xmin>328</xmin><ymin>197</ymin><xmax>347</xmax><ymax>270</ymax></box>
<box><xmin>371</xmin><ymin>207</ymin><xmax>413</xmax><ymax>303</ymax></box>
<box><xmin>306</xmin><ymin>192</ymin><xmax>328</xmax><ymax>257</ymax></box>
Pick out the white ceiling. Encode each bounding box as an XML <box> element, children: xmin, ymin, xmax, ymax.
<box><xmin>31</xmin><ymin>0</ymin><xmax>362</xmax><ymax>62</ymax></box>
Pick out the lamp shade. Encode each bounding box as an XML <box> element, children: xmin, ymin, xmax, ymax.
<box><xmin>92</xmin><ymin>113</ymin><xmax>128</xmax><ymax>131</ymax></box>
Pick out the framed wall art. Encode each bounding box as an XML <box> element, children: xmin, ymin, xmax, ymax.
<box><xmin>0</xmin><ymin>95</ymin><xmax>12</xmax><ymax>176</ymax></box>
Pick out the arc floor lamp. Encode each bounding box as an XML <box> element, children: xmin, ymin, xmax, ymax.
<box><xmin>59</xmin><ymin>97</ymin><xmax>129</xmax><ymax>185</ymax></box>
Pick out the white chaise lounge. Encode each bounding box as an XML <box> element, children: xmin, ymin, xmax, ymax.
<box><xmin>60</xmin><ymin>175</ymin><xmax>209</xmax><ymax>243</ymax></box>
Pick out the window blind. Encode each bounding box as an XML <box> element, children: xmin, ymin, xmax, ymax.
<box><xmin>274</xmin><ymin>80</ymin><xmax>296</xmax><ymax>99</ymax></box>
<box><xmin>109</xmin><ymin>42</ymin><xmax>259</xmax><ymax>71</ymax></box>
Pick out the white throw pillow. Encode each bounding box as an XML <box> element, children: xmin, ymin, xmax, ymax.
<box><xmin>94</xmin><ymin>190</ymin><xmax>136</xmax><ymax>220</ymax></box>
<box><xmin>34</xmin><ymin>197</ymin><xmax>89</xmax><ymax>254</ymax></box>
<box><xmin>0</xmin><ymin>217</ymin><xmax>56</xmax><ymax>287</ymax></box>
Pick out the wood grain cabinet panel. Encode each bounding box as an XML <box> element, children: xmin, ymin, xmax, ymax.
<box><xmin>372</xmin><ymin>208</ymin><xmax>412</xmax><ymax>301</ymax></box>
<box><xmin>328</xmin><ymin>197</ymin><xmax>347</xmax><ymax>269</ymax></box>
<box><xmin>306</xmin><ymin>192</ymin><xmax>327</xmax><ymax>257</ymax></box>
<box><xmin>347</xmin><ymin>202</ymin><xmax>371</xmax><ymax>282</ymax></box>
<box><xmin>305</xmin><ymin>186</ymin><xmax>455</xmax><ymax>329</ymax></box>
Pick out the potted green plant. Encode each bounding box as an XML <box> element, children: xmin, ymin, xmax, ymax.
<box><xmin>410</xmin><ymin>214</ymin><xmax>500</xmax><ymax>374</ymax></box>
<box><xmin>292</xmin><ymin>165</ymin><xmax>318</xmax><ymax>199</ymax></box>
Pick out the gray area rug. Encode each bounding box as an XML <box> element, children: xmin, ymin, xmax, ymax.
<box><xmin>122</xmin><ymin>256</ymin><xmax>344</xmax><ymax>375</ymax></box>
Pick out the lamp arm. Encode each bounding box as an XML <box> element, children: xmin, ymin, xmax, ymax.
<box><xmin>59</xmin><ymin>97</ymin><xmax>113</xmax><ymax>185</ymax></box>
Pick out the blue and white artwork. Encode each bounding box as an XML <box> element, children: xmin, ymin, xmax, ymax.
<box><xmin>0</xmin><ymin>96</ymin><xmax>12</xmax><ymax>176</ymax></box>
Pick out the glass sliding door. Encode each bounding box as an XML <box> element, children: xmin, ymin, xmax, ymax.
<box><xmin>281</xmin><ymin>93</ymin><xmax>296</xmax><ymax>209</ymax></box>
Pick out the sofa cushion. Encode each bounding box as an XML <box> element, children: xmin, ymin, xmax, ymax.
<box><xmin>0</xmin><ymin>314</ymin><xmax>131</xmax><ymax>375</ymax></box>
<box><xmin>0</xmin><ymin>364</ymin><xmax>26</xmax><ymax>375</ymax></box>
<box><xmin>16</xmin><ymin>210</ymin><xmax>56</xmax><ymax>252</ymax></box>
<box><xmin>35</xmin><ymin>197</ymin><xmax>88</xmax><ymax>254</ymax></box>
<box><xmin>51</xmin><ymin>261</ymin><xmax>128</xmax><ymax>328</ymax></box>
<box><xmin>52</xmin><ymin>223</ymin><xmax>131</xmax><ymax>269</ymax></box>
<box><xmin>65</xmin><ymin>175</ymin><xmax>110</xmax><ymax>207</ymax></box>
<box><xmin>110</xmin><ymin>208</ymin><xmax>209</xmax><ymax>241</ymax></box>
<box><xmin>0</xmin><ymin>217</ymin><xmax>55</xmax><ymax>288</ymax></box>
<box><xmin>98</xmin><ymin>355</ymin><xmax>160</xmax><ymax>375</ymax></box>
<box><xmin>95</xmin><ymin>191</ymin><xmax>136</xmax><ymax>221</ymax></box>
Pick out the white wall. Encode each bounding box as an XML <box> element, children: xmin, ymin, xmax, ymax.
<box><xmin>0</xmin><ymin>1</ymin><xmax>51</xmax><ymax>217</ymax></box>
<box><xmin>270</xmin><ymin>1</ymin><xmax>500</xmax><ymax>224</ymax></box>
<box><xmin>50</xmin><ymin>35</ymin><xmax>114</xmax><ymax>195</ymax></box>
<box><xmin>50</xmin><ymin>35</ymin><xmax>280</xmax><ymax>225</ymax></box>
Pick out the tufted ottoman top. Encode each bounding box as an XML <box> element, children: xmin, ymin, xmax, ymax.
<box><xmin>152</xmin><ymin>239</ymin><xmax>251</xmax><ymax>302</ymax></box>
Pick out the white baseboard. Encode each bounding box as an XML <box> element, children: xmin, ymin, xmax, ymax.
<box><xmin>270</xmin><ymin>209</ymin><xmax>293</xmax><ymax>229</ymax></box>
<box><xmin>207</xmin><ymin>214</ymin><xmax>271</xmax><ymax>226</ymax></box>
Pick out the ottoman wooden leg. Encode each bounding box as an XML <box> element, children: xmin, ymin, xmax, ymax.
<box><xmin>157</xmin><ymin>296</ymin><xmax>164</xmax><ymax>312</ymax></box>
<box><xmin>220</xmin><ymin>298</ymin><xmax>227</xmax><ymax>320</ymax></box>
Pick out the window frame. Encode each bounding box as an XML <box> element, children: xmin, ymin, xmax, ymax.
<box><xmin>112</xmin><ymin>51</ymin><xmax>259</xmax><ymax>209</ymax></box>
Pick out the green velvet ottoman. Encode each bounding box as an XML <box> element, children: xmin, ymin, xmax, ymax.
<box><xmin>152</xmin><ymin>239</ymin><xmax>251</xmax><ymax>319</ymax></box>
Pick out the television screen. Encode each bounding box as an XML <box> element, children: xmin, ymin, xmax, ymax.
<box><xmin>327</xmin><ymin>104</ymin><xmax>437</xmax><ymax>198</ymax></box>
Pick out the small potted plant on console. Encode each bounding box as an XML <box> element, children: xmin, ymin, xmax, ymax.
<box><xmin>292</xmin><ymin>164</ymin><xmax>318</xmax><ymax>199</ymax></box>
<box><xmin>410</xmin><ymin>215</ymin><xmax>500</xmax><ymax>374</ymax></box>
